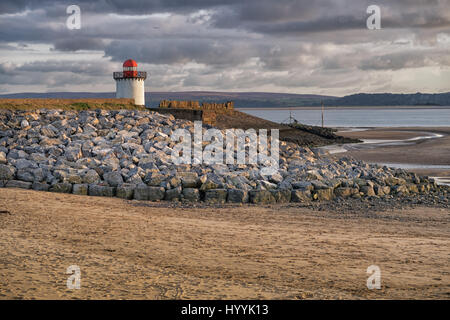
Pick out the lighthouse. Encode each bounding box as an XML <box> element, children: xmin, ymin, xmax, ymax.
<box><xmin>113</xmin><ymin>59</ymin><xmax>147</xmax><ymax>106</ymax></box>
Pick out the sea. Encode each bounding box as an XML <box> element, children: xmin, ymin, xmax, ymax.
<box><xmin>239</xmin><ymin>106</ymin><xmax>450</xmax><ymax>127</ymax></box>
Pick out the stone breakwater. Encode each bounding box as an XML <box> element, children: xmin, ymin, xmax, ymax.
<box><xmin>0</xmin><ymin>109</ymin><xmax>446</xmax><ymax>205</ymax></box>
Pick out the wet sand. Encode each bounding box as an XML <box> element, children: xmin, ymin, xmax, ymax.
<box><xmin>0</xmin><ymin>188</ymin><xmax>449</xmax><ymax>300</ymax></box>
<box><xmin>338</xmin><ymin>127</ymin><xmax>450</xmax><ymax>178</ymax></box>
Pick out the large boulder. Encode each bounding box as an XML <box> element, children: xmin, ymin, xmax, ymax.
<box><xmin>249</xmin><ymin>190</ymin><xmax>276</xmax><ymax>204</ymax></box>
<box><xmin>270</xmin><ymin>189</ymin><xmax>291</xmax><ymax>203</ymax></box>
<box><xmin>32</xmin><ymin>182</ymin><xmax>50</xmax><ymax>191</ymax></box>
<box><xmin>50</xmin><ymin>182</ymin><xmax>73</xmax><ymax>193</ymax></box>
<box><xmin>73</xmin><ymin>184</ymin><xmax>88</xmax><ymax>195</ymax></box>
<box><xmin>314</xmin><ymin>188</ymin><xmax>334</xmax><ymax>201</ymax></box>
<box><xmin>360</xmin><ymin>186</ymin><xmax>376</xmax><ymax>196</ymax></box>
<box><xmin>103</xmin><ymin>171</ymin><xmax>124</xmax><ymax>187</ymax></box>
<box><xmin>179</xmin><ymin>172</ymin><xmax>199</xmax><ymax>188</ymax></box>
<box><xmin>385</xmin><ymin>177</ymin><xmax>406</xmax><ymax>186</ymax></box>
<box><xmin>6</xmin><ymin>180</ymin><xmax>32</xmax><ymax>189</ymax></box>
<box><xmin>82</xmin><ymin>169</ymin><xmax>100</xmax><ymax>184</ymax></box>
<box><xmin>204</xmin><ymin>189</ymin><xmax>228</xmax><ymax>204</ymax></box>
<box><xmin>134</xmin><ymin>184</ymin><xmax>165</xmax><ymax>201</ymax></box>
<box><xmin>334</xmin><ymin>187</ymin><xmax>357</xmax><ymax>198</ymax></box>
<box><xmin>227</xmin><ymin>189</ymin><xmax>249</xmax><ymax>203</ymax></box>
<box><xmin>116</xmin><ymin>184</ymin><xmax>135</xmax><ymax>200</ymax></box>
<box><xmin>0</xmin><ymin>151</ymin><xmax>6</xmax><ymax>164</ymax></box>
<box><xmin>88</xmin><ymin>184</ymin><xmax>115</xmax><ymax>197</ymax></box>
<box><xmin>182</xmin><ymin>188</ymin><xmax>200</xmax><ymax>202</ymax></box>
<box><xmin>165</xmin><ymin>186</ymin><xmax>182</xmax><ymax>201</ymax></box>
<box><xmin>0</xmin><ymin>164</ymin><xmax>15</xmax><ymax>180</ymax></box>
<box><xmin>291</xmin><ymin>190</ymin><xmax>312</xmax><ymax>202</ymax></box>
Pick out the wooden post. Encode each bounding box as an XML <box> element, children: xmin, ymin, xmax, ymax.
<box><xmin>321</xmin><ymin>101</ymin><xmax>324</xmax><ymax>128</ymax></box>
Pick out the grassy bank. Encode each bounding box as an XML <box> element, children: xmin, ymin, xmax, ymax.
<box><xmin>0</xmin><ymin>98</ymin><xmax>144</xmax><ymax>111</ymax></box>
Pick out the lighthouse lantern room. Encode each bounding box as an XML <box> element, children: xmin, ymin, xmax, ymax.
<box><xmin>113</xmin><ymin>59</ymin><xmax>147</xmax><ymax>106</ymax></box>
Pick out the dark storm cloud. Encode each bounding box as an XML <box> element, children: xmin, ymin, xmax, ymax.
<box><xmin>52</xmin><ymin>37</ymin><xmax>106</xmax><ymax>51</ymax></box>
<box><xmin>0</xmin><ymin>0</ymin><xmax>239</xmax><ymax>15</ymax></box>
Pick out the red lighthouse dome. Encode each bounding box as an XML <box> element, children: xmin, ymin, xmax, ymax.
<box><xmin>123</xmin><ymin>59</ymin><xmax>138</xmax><ymax>68</ymax></box>
<box><xmin>123</xmin><ymin>59</ymin><xmax>138</xmax><ymax>77</ymax></box>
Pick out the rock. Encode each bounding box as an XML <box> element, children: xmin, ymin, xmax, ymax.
<box><xmin>103</xmin><ymin>171</ymin><xmax>124</xmax><ymax>187</ymax></box>
<box><xmin>291</xmin><ymin>190</ymin><xmax>312</xmax><ymax>202</ymax></box>
<box><xmin>21</xmin><ymin>119</ymin><xmax>30</xmax><ymax>129</ymax></box>
<box><xmin>15</xmin><ymin>159</ymin><xmax>35</xmax><ymax>170</ymax></box>
<box><xmin>50</xmin><ymin>182</ymin><xmax>73</xmax><ymax>193</ymax></box>
<box><xmin>0</xmin><ymin>164</ymin><xmax>15</xmax><ymax>180</ymax></box>
<box><xmin>133</xmin><ymin>184</ymin><xmax>148</xmax><ymax>200</ymax></box>
<box><xmin>183</xmin><ymin>188</ymin><xmax>200</xmax><ymax>201</ymax></box>
<box><xmin>306</xmin><ymin>170</ymin><xmax>322</xmax><ymax>180</ymax></box>
<box><xmin>6</xmin><ymin>180</ymin><xmax>32</xmax><ymax>189</ymax></box>
<box><xmin>165</xmin><ymin>186</ymin><xmax>182</xmax><ymax>201</ymax></box>
<box><xmin>314</xmin><ymin>188</ymin><xmax>334</xmax><ymax>201</ymax></box>
<box><xmin>311</xmin><ymin>180</ymin><xmax>329</xmax><ymax>190</ymax></box>
<box><xmin>407</xmin><ymin>184</ymin><xmax>419</xmax><ymax>193</ymax></box>
<box><xmin>73</xmin><ymin>184</ymin><xmax>88</xmax><ymax>195</ymax></box>
<box><xmin>227</xmin><ymin>189</ymin><xmax>249</xmax><ymax>203</ymax></box>
<box><xmin>116</xmin><ymin>184</ymin><xmax>135</xmax><ymax>199</ymax></box>
<box><xmin>83</xmin><ymin>169</ymin><xmax>100</xmax><ymax>184</ymax></box>
<box><xmin>385</xmin><ymin>177</ymin><xmax>406</xmax><ymax>186</ymax></box>
<box><xmin>259</xmin><ymin>180</ymin><xmax>277</xmax><ymax>190</ymax></box>
<box><xmin>381</xmin><ymin>186</ymin><xmax>391</xmax><ymax>195</ymax></box>
<box><xmin>353</xmin><ymin>178</ymin><xmax>367</xmax><ymax>188</ymax></box>
<box><xmin>269</xmin><ymin>173</ymin><xmax>283</xmax><ymax>184</ymax></box>
<box><xmin>360</xmin><ymin>186</ymin><xmax>376</xmax><ymax>196</ymax></box>
<box><xmin>292</xmin><ymin>181</ymin><xmax>314</xmax><ymax>191</ymax></box>
<box><xmin>134</xmin><ymin>184</ymin><xmax>165</xmax><ymax>201</ymax></box>
<box><xmin>16</xmin><ymin>169</ymin><xmax>34</xmax><ymax>182</ymax></box>
<box><xmin>88</xmin><ymin>184</ymin><xmax>115</xmax><ymax>197</ymax></box>
<box><xmin>66</xmin><ymin>174</ymin><xmax>81</xmax><ymax>184</ymax></box>
<box><xmin>0</xmin><ymin>108</ymin><xmax>438</xmax><ymax>205</ymax></box>
<box><xmin>65</xmin><ymin>147</ymin><xmax>82</xmax><ymax>162</ymax></box>
<box><xmin>146</xmin><ymin>173</ymin><xmax>164</xmax><ymax>186</ymax></box>
<box><xmin>0</xmin><ymin>151</ymin><xmax>6</xmax><ymax>164</ymax></box>
<box><xmin>32</xmin><ymin>182</ymin><xmax>49</xmax><ymax>191</ymax></box>
<box><xmin>334</xmin><ymin>187</ymin><xmax>357</xmax><ymax>198</ymax></box>
<box><xmin>53</xmin><ymin>170</ymin><xmax>68</xmax><ymax>182</ymax></box>
<box><xmin>204</xmin><ymin>189</ymin><xmax>228</xmax><ymax>204</ymax></box>
<box><xmin>249</xmin><ymin>190</ymin><xmax>275</xmax><ymax>204</ymax></box>
<box><xmin>32</xmin><ymin>168</ymin><xmax>45</xmax><ymax>182</ymax></box>
<box><xmin>200</xmin><ymin>178</ymin><xmax>221</xmax><ymax>191</ymax></box>
<box><xmin>179</xmin><ymin>172</ymin><xmax>199</xmax><ymax>188</ymax></box>
<box><xmin>168</xmin><ymin>176</ymin><xmax>181</xmax><ymax>188</ymax></box>
<box><xmin>393</xmin><ymin>185</ymin><xmax>409</xmax><ymax>195</ymax></box>
<box><xmin>270</xmin><ymin>189</ymin><xmax>291</xmax><ymax>203</ymax></box>
<box><xmin>148</xmin><ymin>186</ymin><xmax>166</xmax><ymax>201</ymax></box>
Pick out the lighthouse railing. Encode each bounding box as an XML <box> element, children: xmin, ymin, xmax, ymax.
<box><xmin>113</xmin><ymin>71</ymin><xmax>147</xmax><ymax>79</ymax></box>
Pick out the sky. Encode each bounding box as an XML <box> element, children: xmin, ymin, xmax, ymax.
<box><xmin>0</xmin><ymin>0</ymin><xmax>449</xmax><ymax>96</ymax></box>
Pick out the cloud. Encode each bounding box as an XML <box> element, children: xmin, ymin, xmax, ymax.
<box><xmin>0</xmin><ymin>0</ymin><xmax>449</xmax><ymax>94</ymax></box>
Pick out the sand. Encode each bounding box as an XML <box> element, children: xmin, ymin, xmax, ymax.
<box><xmin>338</xmin><ymin>127</ymin><xmax>450</xmax><ymax>178</ymax></box>
<box><xmin>0</xmin><ymin>188</ymin><xmax>449</xmax><ymax>300</ymax></box>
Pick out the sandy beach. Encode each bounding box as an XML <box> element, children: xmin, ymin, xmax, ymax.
<box><xmin>0</xmin><ymin>188</ymin><xmax>449</xmax><ymax>300</ymax></box>
<box><xmin>337</xmin><ymin>127</ymin><xmax>450</xmax><ymax>179</ymax></box>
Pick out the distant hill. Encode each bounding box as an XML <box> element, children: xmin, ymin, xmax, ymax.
<box><xmin>326</xmin><ymin>92</ymin><xmax>450</xmax><ymax>107</ymax></box>
<box><xmin>1</xmin><ymin>91</ymin><xmax>449</xmax><ymax>107</ymax></box>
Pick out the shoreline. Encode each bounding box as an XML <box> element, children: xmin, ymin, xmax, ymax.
<box><xmin>336</xmin><ymin>127</ymin><xmax>450</xmax><ymax>184</ymax></box>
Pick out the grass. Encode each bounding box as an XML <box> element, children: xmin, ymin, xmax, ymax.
<box><xmin>0</xmin><ymin>98</ymin><xmax>146</xmax><ymax>111</ymax></box>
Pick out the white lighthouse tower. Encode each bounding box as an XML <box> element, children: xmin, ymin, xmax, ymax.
<box><xmin>113</xmin><ymin>59</ymin><xmax>147</xmax><ymax>106</ymax></box>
